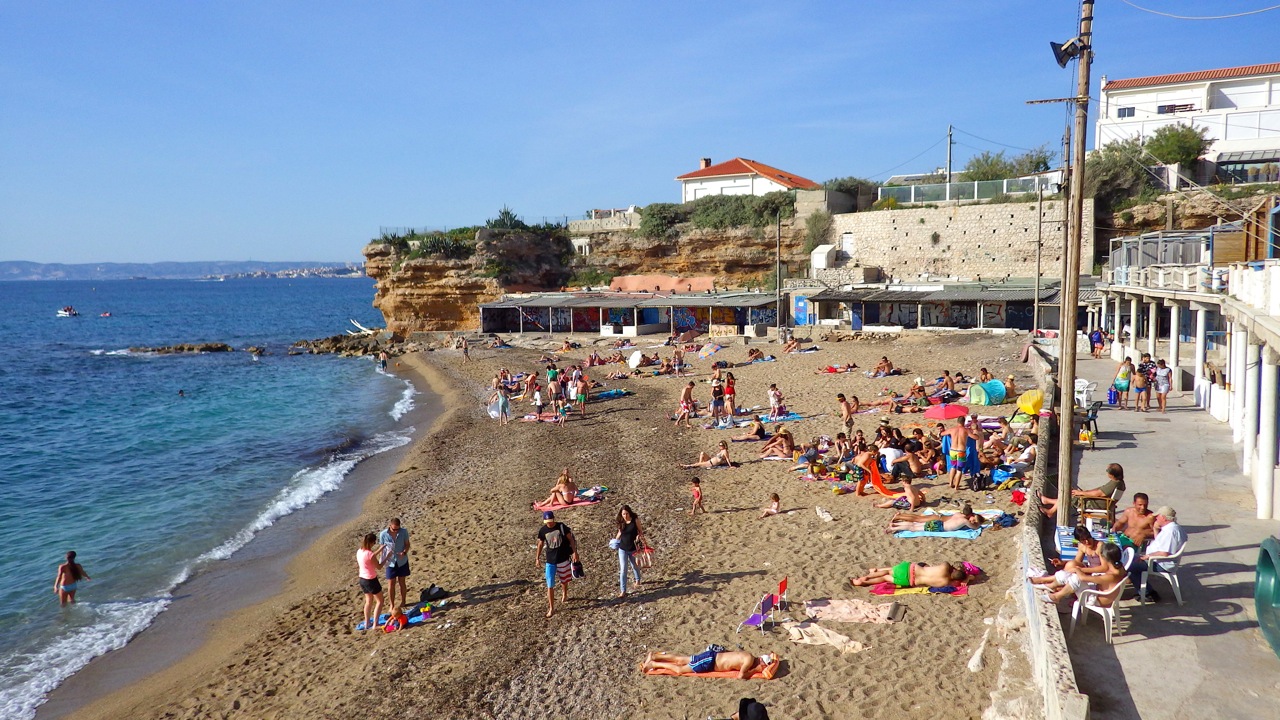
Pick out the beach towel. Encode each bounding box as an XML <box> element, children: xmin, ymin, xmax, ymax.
<box><xmin>868</xmin><ymin>582</ymin><xmax>969</xmax><ymax>596</ymax></box>
<box><xmin>780</xmin><ymin>621</ymin><xmax>868</xmax><ymax>654</ymax></box>
<box><xmin>939</xmin><ymin>434</ymin><xmax>981</xmax><ymax>476</ymax></box>
<box><xmin>533</xmin><ymin>497</ymin><xmax>601</xmax><ymax>511</ymax></box>
<box><xmin>748</xmin><ymin>357</ymin><xmax>777</xmax><ymax>364</ymax></box>
<box><xmin>803</xmin><ymin>598</ymin><xmax>895</xmax><ymax>624</ymax></box>
<box><xmin>894</xmin><ymin>526</ymin><xmax>983</xmax><ymax>539</ymax></box>
<box><xmin>595</xmin><ymin>388</ymin><xmax>631</xmax><ymax>400</ymax></box>
<box><xmin>644</xmin><ymin>656</ymin><xmax>782</xmax><ymax>679</ymax></box>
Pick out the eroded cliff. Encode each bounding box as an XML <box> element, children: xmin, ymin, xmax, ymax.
<box><xmin>577</xmin><ymin>223</ymin><xmax>806</xmax><ymax>281</ymax></box>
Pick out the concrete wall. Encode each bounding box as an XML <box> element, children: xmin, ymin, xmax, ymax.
<box><xmin>832</xmin><ymin>199</ymin><xmax>1093</xmax><ymax>282</ymax></box>
<box><xmin>568</xmin><ymin>213</ymin><xmax>639</xmax><ymax>233</ymax></box>
<box><xmin>813</xmin><ymin>265</ymin><xmax>882</xmax><ymax>286</ymax></box>
<box><xmin>795</xmin><ymin>189</ymin><xmax>857</xmax><ymax>220</ymax></box>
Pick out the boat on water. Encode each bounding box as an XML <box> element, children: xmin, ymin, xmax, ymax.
<box><xmin>57</xmin><ymin>306</ymin><xmax>79</xmax><ymax>317</ymax></box>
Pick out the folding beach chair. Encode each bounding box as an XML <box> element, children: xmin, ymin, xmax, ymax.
<box><xmin>736</xmin><ymin>593</ymin><xmax>776</xmax><ymax>634</ymax></box>
<box><xmin>776</xmin><ymin>576</ymin><xmax>789</xmax><ymax>611</ymax></box>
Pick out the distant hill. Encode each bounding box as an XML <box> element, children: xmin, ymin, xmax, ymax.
<box><xmin>0</xmin><ymin>261</ymin><xmax>365</xmax><ymax>281</ymax></box>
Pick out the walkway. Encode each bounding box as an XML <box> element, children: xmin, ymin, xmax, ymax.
<box><xmin>1065</xmin><ymin>354</ymin><xmax>1280</xmax><ymax>719</ymax></box>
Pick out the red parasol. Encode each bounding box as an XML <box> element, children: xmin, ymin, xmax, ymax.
<box><xmin>923</xmin><ymin>403</ymin><xmax>970</xmax><ymax>420</ymax></box>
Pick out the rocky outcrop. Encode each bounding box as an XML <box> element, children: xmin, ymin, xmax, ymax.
<box><xmin>365</xmin><ymin>243</ymin><xmax>502</xmax><ymax>335</ymax></box>
<box><xmin>576</xmin><ymin>222</ymin><xmax>807</xmax><ymax>283</ymax></box>
<box><xmin>129</xmin><ymin>342</ymin><xmax>235</xmax><ymax>354</ymax></box>
<box><xmin>1108</xmin><ymin>190</ymin><xmax>1272</xmax><ymax>235</ymax></box>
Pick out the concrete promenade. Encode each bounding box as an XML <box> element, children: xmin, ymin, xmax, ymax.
<box><xmin>1064</xmin><ymin>353</ymin><xmax>1280</xmax><ymax>719</ymax></box>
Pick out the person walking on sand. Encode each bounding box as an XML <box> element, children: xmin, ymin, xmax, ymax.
<box><xmin>837</xmin><ymin>394</ymin><xmax>855</xmax><ymax>435</ymax></box>
<box><xmin>54</xmin><ymin>551</ymin><xmax>90</xmax><ymax>606</ymax></box>
<box><xmin>675</xmin><ymin>382</ymin><xmax>695</xmax><ymax>429</ymax></box>
<box><xmin>378</xmin><ymin>518</ymin><xmax>411</xmax><ymax>610</ymax></box>
<box><xmin>615</xmin><ymin>505</ymin><xmax>645</xmax><ymax>598</ymax></box>
<box><xmin>460</xmin><ymin>336</ymin><xmax>470</xmax><ymax>362</ymax></box>
<box><xmin>1153</xmin><ymin>359</ymin><xmax>1172</xmax><ymax>413</ymax></box>
<box><xmin>356</xmin><ymin>533</ymin><xmax>385</xmax><ymax>629</ymax></box>
<box><xmin>489</xmin><ymin>385</ymin><xmax>512</xmax><ymax>425</ymax></box>
<box><xmin>1112</xmin><ymin>356</ymin><xmax>1134</xmax><ymax>410</ymax></box>
<box><xmin>536</xmin><ymin>511</ymin><xmax>579</xmax><ymax>618</ymax></box>
<box><xmin>689</xmin><ymin>478</ymin><xmax>705</xmax><ymax>515</ymax></box>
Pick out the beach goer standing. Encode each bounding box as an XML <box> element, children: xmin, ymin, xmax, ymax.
<box><xmin>54</xmin><ymin>551</ymin><xmax>90</xmax><ymax>606</ymax></box>
<box><xmin>724</xmin><ymin>372</ymin><xmax>737</xmax><ymax>416</ymax></box>
<box><xmin>675</xmin><ymin>382</ymin><xmax>695</xmax><ymax>429</ymax></box>
<box><xmin>710</xmin><ymin>378</ymin><xmax>726</xmax><ymax>424</ymax></box>
<box><xmin>356</xmin><ymin>533</ymin><xmax>385</xmax><ymax>629</ymax></box>
<box><xmin>460</xmin><ymin>336</ymin><xmax>470</xmax><ymax>362</ymax></box>
<box><xmin>378</xmin><ymin>518</ymin><xmax>411</xmax><ymax>610</ymax></box>
<box><xmin>615</xmin><ymin>505</ymin><xmax>645</xmax><ymax>598</ymax></box>
<box><xmin>489</xmin><ymin>385</ymin><xmax>511</xmax><ymax>425</ymax></box>
<box><xmin>837</xmin><ymin>394</ymin><xmax>855</xmax><ymax>435</ymax></box>
<box><xmin>673</xmin><ymin>348</ymin><xmax>685</xmax><ymax>377</ymax></box>
<box><xmin>689</xmin><ymin>478</ymin><xmax>705</xmax><ymax>515</ymax></box>
<box><xmin>378</xmin><ymin>350</ymin><xmax>388</xmax><ymax>370</ymax></box>
<box><xmin>767</xmin><ymin>384</ymin><xmax>784</xmax><ymax>421</ymax></box>
<box><xmin>536</xmin><ymin>511</ymin><xmax>579</xmax><ymax>617</ymax></box>
<box><xmin>1089</xmin><ymin>329</ymin><xmax>1104</xmax><ymax>359</ymax></box>
<box><xmin>945</xmin><ymin>417</ymin><xmax>969</xmax><ymax>490</ymax></box>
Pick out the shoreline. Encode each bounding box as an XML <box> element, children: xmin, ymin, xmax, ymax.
<box><xmin>41</xmin><ymin>354</ymin><xmax>453</xmax><ymax>720</ymax></box>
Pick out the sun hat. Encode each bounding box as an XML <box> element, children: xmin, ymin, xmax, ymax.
<box><xmin>542</xmin><ymin>511</ymin><xmax>556</xmax><ymax>520</ymax></box>
<box><xmin>879</xmin><ymin>418</ymin><xmax>891</xmax><ymax>425</ymax></box>
<box><xmin>1153</xmin><ymin>506</ymin><xmax>1176</xmax><ymax>521</ymax></box>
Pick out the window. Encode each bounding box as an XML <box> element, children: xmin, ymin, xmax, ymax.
<box><xmin>1157</xmin><ymin>103</ymin><xmax>1195</xmax><ymax>115</ymax></box>
<box><xmin>1117</xmin><ymin>107</ymin><xmax>1135</xmax><ymax>118</ymax></box>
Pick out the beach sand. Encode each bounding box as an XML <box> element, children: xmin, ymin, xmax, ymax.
<box><xmin>65</xmin><ymin>331</ymin><xmax>1036</xmax><ymax>720</ymax></box>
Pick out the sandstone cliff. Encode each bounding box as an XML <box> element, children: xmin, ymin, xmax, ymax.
<box><xmin>576</xmin><ymin>222</ymin><xmax>808</xmax><ymax>283</ymax></box>
<box><xmin>1108</xmin><ymin>189</ymin><xmax>1273</xmax><ymax>235</ymax></box>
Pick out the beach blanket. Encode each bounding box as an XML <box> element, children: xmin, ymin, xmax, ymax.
<box><xmin>765</xmin><ymin>411</ymin><xmax>808</xmax><ymax>423</ymax></box>
<box><xmin>748</xmin><ymin>357</ymin><xmax>777</xmax><ymax>364</ymax></box>
<box><xmin>520</xmin><ymin>412</ymin><xmax>561</xmax><ymax>423</ymax></box>
<box><xmin>868</xmin><ymin>582</ymin><xmax>969</xmax><ymax>596</ymax></box>
<box><xmin>780</xmin><ymin>621</ymin><xmax>868</xmax><ymax>654</ymax></box>
<box><xmin>595</xmin><ymin>389</ymin><xmax>631</xmax><ymax>400</ymax></box>
<box><xmin>534</xmin><ymin>486</ymin><xmax>608</xmax><ymax>511</ymax></box>
<box><xmin>644</xmin><ymin>656</ymin><xmax>782</xmax><ymax>680</ymax></box>
<box><xmin>894</xmin><ymin>526</ymin><xmax>982</xmax><ymax>540</ymax></box>
<box><xmin>355</xmin><ymin>600</ymin><xmax>446</xmax><ymax>631</ymax></box>
<box><xmin>803</xmin><ymin>598</ymin><xmax>895</xmax><ymax>624</ymax></box>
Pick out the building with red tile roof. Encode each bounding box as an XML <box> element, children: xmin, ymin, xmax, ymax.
<box><xmin>1096</xmin><ymin>62</ymin><xmax>1280</xmax><ymax>183</ymax></box>
<box><xmin>675</xmin><ymin>157</ymin><xmax>820</xmax><ymax>203</ymax></box>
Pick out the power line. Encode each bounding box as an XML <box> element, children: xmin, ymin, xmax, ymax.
<box><xmin>868</xmin><ymin>138</ymin><xmax>946</xmax><ymax>180</ymax></box>
<box><xmin>952</xmin><ymin>127</ymin><xmax>1038</xmax><ymax>153</ymax></box>
<box><xmin>1117</xmin><ymin>0</ymin><xmax>1280</xmax><ymax>20</ymax></box>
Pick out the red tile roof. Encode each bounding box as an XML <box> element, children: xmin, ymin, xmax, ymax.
<box><xmin>676</xmin><ymin>158</ymin><xmax>821</xmax><ymax>190</ymax></box>
<box><xmin>1103</xmin><ymin>62</ymin><xmax>1280</xmax><ymax>91</ymax></box>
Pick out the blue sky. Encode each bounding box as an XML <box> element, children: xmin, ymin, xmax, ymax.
<box><xmin>0</xmin><ymin>1</ymin><xmax>1274</xmax><ymax>263</ymax></box>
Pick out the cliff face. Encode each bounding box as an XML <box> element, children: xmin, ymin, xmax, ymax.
<box><xmin>1108</xmin><ymin>190</ymin><xmax>1268</xmax><ymax>235</ymax></box>
<box><xmin>364</xmin><ymin>242</ymin><xmax>502</xmax><ymax>335</ymax></box>
<box><xmin>579</xmin><ymin>223</ymin><xmax>807</xmax><ymax>282</ymax></box>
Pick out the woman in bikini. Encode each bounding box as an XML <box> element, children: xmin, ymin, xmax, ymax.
<box><xmin>54</xmin><ymin>551</ymin><xmax>91</xmax><ymax>606</ymax></box>
<box><xmin>758</xmin><ymin>426</ymin><xmax>794</xmax><ymax>459</ymax></box>
<box><xmin>539</xmin><ymin>468</ymin><xmax>579</xmax><ymax>506</ymax></box>
<box><xmin>730</xmin><ymin>414</ymin><xmax>767</xmax><ymax>442</ymax></box>
<box><xmin>723</xmin><ymin>372</ymin><xmax>737</xmax><ymax>415</ymax></box>
<box><xmin>683</xmin><ymin>440</ymin><xmax>732</xmax><ymax>469</ymax></box>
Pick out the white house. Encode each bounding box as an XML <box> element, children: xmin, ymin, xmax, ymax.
<box><xmin>675</xmin><ymin>157</ymin><xmax>820</xmax><ymax>203</ymax></box>
<box><xmin>1096</xmin><ymin>62</ymin><xmax>1280</xmax><ymax>183</ymax></box>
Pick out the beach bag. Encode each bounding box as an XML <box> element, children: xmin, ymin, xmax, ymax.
<box><xmin>571</xmin><ymin>560</ymin><xmax>585</xmax><ymax>579</ymax></box>
<box><xmin>992</xmin><ymin>464</ymin><xmax>1016</xmax><ymax>485</ymax></box>
<box><xmin>635</xmin><ymin>541</ymin><xmax>655</xmax><ymax>569</ymax></box>
<box><xmin>1107</xmin><ymin>386</ymin><xmax>1118</xmax><ymax>405</ymax></box>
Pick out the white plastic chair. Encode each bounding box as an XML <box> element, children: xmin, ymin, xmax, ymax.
<box><xmin>1120</xmin><ymin>546</ymin><xmax>1136</xmax><ymax>571</ymax></box>
<box><xmin>1070</xmin><ymin>576</ymin><xmax>1130</xmax><ymax>644</ymax></box>
<box><xmin>1139</xmin><ymin>543</ymin><xmax>1187</xmax><ymax>606</ymax></box>
<box><xmin>1074</xmin><ymin>381</ymin><xmax>1098</xmax><ymax>407</ymax></box>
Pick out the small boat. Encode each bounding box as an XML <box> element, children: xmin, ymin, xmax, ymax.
<box><xmin>100</xmin><ymin>312</ymin><xmax>112</xmax><ymax>318</ymax></box>
<box><xmin>57</xmin><ymin>306</ymin><xmax>79</xmax><ymax>317</ymax></box>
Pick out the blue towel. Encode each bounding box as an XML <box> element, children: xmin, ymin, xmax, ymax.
<box><xmin>894</xmin><ymin>527</ymin><xmax>983</xmax><ymax>540</ymax></box>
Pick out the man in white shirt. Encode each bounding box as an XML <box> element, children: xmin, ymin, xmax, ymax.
<box><xmin>1127</xmin><ymin>505</ymin><xmax>1187</xmax><ymax>602</ymax></box>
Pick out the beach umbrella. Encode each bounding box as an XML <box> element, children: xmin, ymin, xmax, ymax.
<box><xmin>628</xmin><ymin>350</ymin><xmax>643</xmax><ymax>369</ymax></box>
<box><xmin>924</xmin><ymin>403</ymin><xmax>970</xmax><ymax>420</ymax></box>
<box><xmin>697</xmin><ymin>343</ymin><xmax>723</xmax><ymax>360</ymax></box>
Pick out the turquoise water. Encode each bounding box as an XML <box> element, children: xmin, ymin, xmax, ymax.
<box><xmin>0</xmin><ymin>279</ymin><xmax>414</xmax><ymax>719</ymax></box>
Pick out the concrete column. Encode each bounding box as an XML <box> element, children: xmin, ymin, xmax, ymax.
<box><xmin>1113</xmin><ymin>295</ymin><xmax>1122</xmax><ymax>341</ymax></box>
<box><xmin>1244</xmin><ymin>341</ymin><xmax>1262</xmax><ymax>474</ymax></box>
<box><xmin>1231</xmin><ymin>325</ymin><xmax>1248</xmax><ymax>441</ymax></box>
<box><xmin>1256</xmin><ymin>348</ymin><xmax>1279</xmax><ymax>520</ymax></box>
<box><xmin>1147</xmin><ymin>302</ymin><xmax>1159</xmax><ymax>357</ymax></box>
<box><xmin>1130</xmin><ymin>296</ymin><xmax>1140</xmax><ymax>352</ymax></box>
<box><xmin>1168</xmin><ymin>302</ymin><xmax>1181</xmax><ymax>386</ymax></box>
<box><xmin>1194</xmin><ymin>306</ymin><xmax>1208</xmax><ymax>405</ymax></box>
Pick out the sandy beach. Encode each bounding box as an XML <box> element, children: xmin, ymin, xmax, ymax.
<box><xmin>65</xmin><ymin>332</ymin><xmax>1037</xmax><ymax>720</ymax></box>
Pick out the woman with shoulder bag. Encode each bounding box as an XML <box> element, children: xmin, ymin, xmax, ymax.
<box><xmin>614</xmin><ymin>505</ymin><xmax>645</xmax><ymax>598</ymax></box>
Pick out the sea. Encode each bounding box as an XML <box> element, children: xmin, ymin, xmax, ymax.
<box><xmin>0</xmin><ymin>278</ymin><xmax>416</xmax><ymax>720</ymax></box>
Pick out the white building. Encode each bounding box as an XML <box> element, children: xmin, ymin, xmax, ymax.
<box><xmin>675</xmin><ymin>157</ymin><xmax>820</xmax><ymax>203</ymax></box>
<box><xmin>1096</xmin><ymin>62</ymin><xmax>1280</xmax><ymax>183</ymax></box>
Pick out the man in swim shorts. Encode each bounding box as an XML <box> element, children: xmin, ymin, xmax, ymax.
<box><xmin>378</xmin><ymin>518</ymin><xmax>411</xmax><ymax>610</ymax></box>
<box><xmin>944</xmin><ymin>417</ymin><xmax>969</xmax><ymax>491</ymax></box>
<box><xmin>850</xmin><ymin>561</ymin><xmax>970</xmax><ymax>589</ymax></box>
<box><xmin>535</xmin><ymin>512</ymin><xmax>579</xmax><ymax>618</ymax></box>
<box><xmin>642</xmin><ymin>649</ymin><xmax>765</xmax><ymax>679</ymax></box>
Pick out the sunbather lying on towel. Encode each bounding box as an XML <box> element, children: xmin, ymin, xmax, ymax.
<box><xmin>887</xmin><ymin>505</ymin><xmax>980</xmax><ymax>533</ymax></box>
<box><xmin>643</xmin><ymin>650</ymin><xmax>766</xmax><ymax>679</ymax></box>
<box><xmin>851</xmin><ymin>561</ymin><xmax>970</xmax><ymax>589</ymax></box>
<box><xmin>815</xmin><ymin>363</ymin><xmax>858</xmax><ymax>374</ymax></box>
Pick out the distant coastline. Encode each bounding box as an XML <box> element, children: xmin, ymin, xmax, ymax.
<box><xmin>0</xmin><ymin>260</ymin><xmax>365</xmax><ymax>282</ymax></box>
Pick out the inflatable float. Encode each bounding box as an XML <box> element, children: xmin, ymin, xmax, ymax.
<box><xmin>1257</xmin><ymin>536</ymin><xmax>1280</xmax><ymax>659</ymax></box>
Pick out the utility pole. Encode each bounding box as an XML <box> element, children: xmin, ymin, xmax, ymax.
<box><xmin>775</xmin><ymin>211</ymin><xmax>782</xmax><ymax>337</ymax></box>
<box><xmin>1035</xmin><ymin>187</ymin><xmax>1044</xmax><ymax>333</ymax></box>
<box><xmin>946</xmin><ymin>124</ymin><xmax>953</xmax><ymax>184</ymax></box>
<box><xmin>1056</xmin><ymin>0</ymin><xmax>1093</xmax><ymax>529</ymax></box>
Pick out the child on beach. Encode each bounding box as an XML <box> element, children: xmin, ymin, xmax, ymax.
<box><xmin>759</xmin><ymin>493</ymin><xmax>781</xmax><ymax>519</ymax></box>
<box><xmin>689</xmin><ymin>478</ymin><xmax>705</xmax><ymax>516</ymax></box>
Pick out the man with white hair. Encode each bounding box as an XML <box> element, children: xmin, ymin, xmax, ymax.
<box><xmin>1127</xmin><ymin>506</ymin><xmax>1186</xmax><ymax>602</ymax></box>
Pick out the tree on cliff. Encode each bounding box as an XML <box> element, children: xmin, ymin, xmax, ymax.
<box><xmin>1145</xmin><ymin>123</ymin><xmax>1214</xmax><ymax>168</ymax></box>
<box><xmin>486</xmin><ymin>205</ymin><xmax>528</xmax><ymax>230</ymax></box>
<box><xmin>1084</xmin><ymin>137</ymin><xmax>1153</xmax><ymax>211</ymax></box>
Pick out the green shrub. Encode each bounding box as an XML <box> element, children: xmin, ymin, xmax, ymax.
<box><xmin>691</xmin><ymin>194</ymin><xmax>755</xmax><ymax>229</ymax></box>
<box><xmin>872</xmin><ymin>197</ymin><xmax>899</xmax><ymax>210</ymax></box>
<box><xmin>569</xmin><ymin>267</ymin><xmax>616</xmax><ymax>287</ymax></box>
<box><xmin>751</xmin><ymin>190</ymin><xmax>796</xmax><ymax>226</ymax></box>
<box><xmin>804</xmin><ymin>209</ymin><xmax>833</xmax><ymax>252</ymax></box>
<box><xmin>639</xmin><ymin>202</ymin><xmax>690</xmax><ymax>238</ymax></box>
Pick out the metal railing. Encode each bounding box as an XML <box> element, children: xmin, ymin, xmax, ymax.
<box><xmin>877</xmin><ymin>173</ymin><xmax>1060</xmax><ymax>204</ymax></box>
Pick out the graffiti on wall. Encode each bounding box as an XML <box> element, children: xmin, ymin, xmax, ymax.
<box><xmin>881</xmin><ymin>303</ymin><xmax>918</xmax><ymax>327</ymax></box>
<box><xmin>749</xmin><ymin>307</ymin><xmax>777</xmax><ymax>327</ymax></box>
<box><xmin>551</xmin><ymin>307</ymin><xmax>572</xmax><ymax>332</ymax></box>
<box><xmin>520</xmin><ymin>307</ymin><xmax>550</xmax><ymax>331</ymax></box>
<box><xmin>572</xmin><ymin>308</ymin><xmax>600</xmax><ymax>332</ymax></box>
<box><xmin>672</xmin><ymin>307</ymin><xmax>707</xmax><ymax>332</ymax></box>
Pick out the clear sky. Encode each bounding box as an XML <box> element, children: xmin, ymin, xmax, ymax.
<box><xmin>0</xmin><ymin>1</ymin><xmax>1274</xmax><ymax>263</ymax></box>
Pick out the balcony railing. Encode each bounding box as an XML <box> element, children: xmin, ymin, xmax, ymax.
<box><xmin>1229</xmin><ymin>260</ymin><xmax>1280</xmax><ymax>317</ymax></box>
<box><xmin>1105</xmin><ymin>263</ymin><xmax>1219</xmax><ymax>292</ymax></box>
